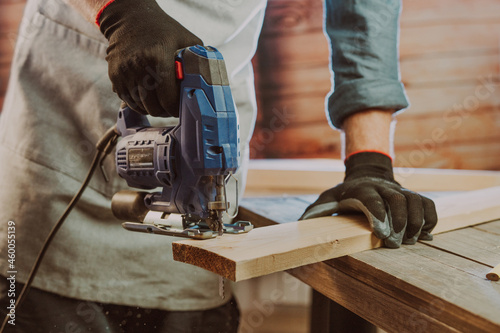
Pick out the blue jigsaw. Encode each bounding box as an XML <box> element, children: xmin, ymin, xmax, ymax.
<box><xmin>111</xmin><ymin>45</ymin><xmax>252</xmax><ymax>239</ymax></box>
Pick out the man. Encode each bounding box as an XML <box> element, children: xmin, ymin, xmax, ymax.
<box><xmin>0</xmin><ymin>0</ymin><xmax>437</xmax><ymax>331</ymax></box>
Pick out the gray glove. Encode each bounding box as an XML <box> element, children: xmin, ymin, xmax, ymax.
<box><xmin>300</xmin><ymin>152</ymin><xmax>438</xmax><ymax>248</ymax></box>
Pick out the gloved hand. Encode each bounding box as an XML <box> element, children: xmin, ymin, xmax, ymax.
<box><xmin>300</xmin><ymin>152</ymin><xmax>438</xmax><ymax>248</ymax></box>
<box><xmin>97</xmin><ymin>0</ymin><xmax>203</xmax><ymax>116</ymax></box>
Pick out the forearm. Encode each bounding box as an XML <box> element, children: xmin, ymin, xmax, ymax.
<box><xmin>325</xmin><ymin>0</ymin><xmax>408</xmax><ymax>128</ymax></box>
<box><xmin>63</xmin><ymin>0</ymin><xmax>109</xmax><ymax>24</ymax></box>
<box><xmin>341</xmin><ymin>109</ymin><xmax>395</xmax><ymax>159</ymax></box>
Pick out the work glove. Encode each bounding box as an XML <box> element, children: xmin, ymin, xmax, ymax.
<box><xmin>97</xmin><ymin>0</ymin><xmax>203</xmax><ymax>117</ymax></box>
<box><xmin>300</xmin><ymin>152</ymin><xmax>438</xmax><ymax>248</ymax></box>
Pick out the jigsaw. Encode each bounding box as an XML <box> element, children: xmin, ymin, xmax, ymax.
<box><xmin>111</xmin><ymin>45</ymin><xmax>253</xmax><ymax>239</ymax></box>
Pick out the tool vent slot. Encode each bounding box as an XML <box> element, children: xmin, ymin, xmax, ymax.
<box><xmin>117</xmin><ymin>149</ymin><xmax>127</xmax><ymax>168</ymax></box>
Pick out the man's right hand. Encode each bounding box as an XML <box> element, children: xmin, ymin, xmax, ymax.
<box><xmin>97</xmin><ymin>0</ymin><xmax>203</xmax><ymax>117</ymax></box>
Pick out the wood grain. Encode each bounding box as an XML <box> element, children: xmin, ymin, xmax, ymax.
<box><xmin>400</xmin><ymin>23</ymin><xmax>500</xmax><ymax>57</ymax></box>
<box><xmin>419</xmin><ymin>228</ymin><xmax>500</xmax><ymax>267</ymax></box>
<box><xmin>400</xmin><ymin>0</ymin><xmax>500</xmax><ymax>24</ymax></box>
<box><xmin>0</xmin><ymin>0</ymin><xmax>25</xmax><ymax>111</ymax></box>
<box><xmin>291</xmin><ymin>240</ymin><xmax>500</xmax><ymax>332</ymax></box>
<box><xmin>0</xmin><ymin>1</ymin><xmax>26</xmax><ymax>33</ymax></box>
<box><xmin>173</xmin><ymin>214</ymin><xmax>381</xmax><ymax>281</ymax></box>
<box><xmin>257</xmin><ymin>0</ymin><xmax>323</xmax><ymax>36</ymax></box>
<box><xmin>290</xmin><ymin>260</ymin><xmax>460</xmax><ymax>333</ymax></box>
<box><xmin>474</xmin><ymin>220</ymin><xmax>500</xmax><ymax>235</ymax></box>
<box><xmin>244</xmin><ymin>159</ymin><xmax>500</xmax><ymax>195</ymax></box>
<box><xmin>251</xmin><ymin>117</ymin><xmax>500</xmax><ymax>169</ymax></box>
<box><xmin>172</xmin><ymin>187</ymin><xmax>500</xmax><ymax>281</ymax></box>
<box><xmin>251</xmin><ymin>0</ymin><xmax>500</xmax><ymax>168</ymax></box>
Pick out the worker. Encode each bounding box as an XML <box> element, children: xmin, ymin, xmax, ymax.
<box><xmin>0</xmin><ymin>0</ymin><xmax>437</xmax><ymax>332</ymax></box>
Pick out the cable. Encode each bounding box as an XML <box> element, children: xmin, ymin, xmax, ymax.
<box><xmin>0</xmin><ymin>125</ymin><xmax>119</xmax><ymax>332</ymax></box>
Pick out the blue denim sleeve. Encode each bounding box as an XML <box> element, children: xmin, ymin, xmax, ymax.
<box><xmin>325</xmin><ymin>0</ymin><xmax>409</xmax><ymax>129</ymax></box>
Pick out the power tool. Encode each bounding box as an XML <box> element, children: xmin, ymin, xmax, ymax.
<box><xmin>111</xmin><ymin>45</ymin><xmax>253</xmax><ymax>239</ymax></box>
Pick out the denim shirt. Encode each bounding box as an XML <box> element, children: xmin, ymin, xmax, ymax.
<box><xmin>325</xmin><ymin>0</ymin><xmax>409</xmax><ymax>128</ymax></box>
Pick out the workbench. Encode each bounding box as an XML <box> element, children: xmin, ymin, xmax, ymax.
<box><xmin>238</xmin><ymin>195</ymin><xmax>500</xmax><ymax>333</ymax></box>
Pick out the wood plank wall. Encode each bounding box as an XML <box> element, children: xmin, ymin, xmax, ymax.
<box><xmin>1</xmin><ymin>0</ymin><xmax>499</xmax><ymax>170</ymax></box>
<box><xmin>251</xmin><ymin>0</ymin><xmax>500</xmax><ymax>170</ymax></box>
<box><xmin>0</xmin><ymin>0</ymin><xmax>25</xmax><ymax>111</ymax></box>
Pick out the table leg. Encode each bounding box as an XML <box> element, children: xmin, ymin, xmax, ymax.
<box><xmin>310</xmin><ymin>290</ymin><xmax>377</xmax><ymax>333</ymax></box>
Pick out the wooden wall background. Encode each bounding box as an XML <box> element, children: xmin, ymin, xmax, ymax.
<box><xmin>251</xmin><ymin>0</ymin><xmax>500</xmax><ymax>171</ymax></box>
<box><xmin>1</xmin><ymin>0</ymin><xmax>500</xmax><ymax>170</ymax></box>
<box><xmin>0</xmin><ymin>0</ymin><xmax>25</xmax><ymax>110</ymax></box>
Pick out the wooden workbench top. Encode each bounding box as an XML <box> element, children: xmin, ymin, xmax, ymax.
<box><xmin>240</xmin><ymin>195</ymin><xmax>500</xmax><ymax>333</ymax></box>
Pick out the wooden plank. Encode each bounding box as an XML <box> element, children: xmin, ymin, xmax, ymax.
<box><xmin>174</xmin><ymin>213</ymin><xmax>381</xmax><ymax>282</ymax></box>
<box><xmin>258</xmin><ymin>0</ymin><xmax>323</xmax><ymax>36</ymax></box>
<box><xmin>251</xmin><ymin>123</ymin><xmax>338</xmax><ymax>159</ymax></box>
<box><xmin>244</xmin><ymin>159</ymin><xmax>500</xmax><ymax>195</ymax></box>
<box><xmin>172</xmin><ymin>186</ymin><xmax>500</xmax><ymax>281</ymax></box>
<box><xmin>401</xmin><ymin>0</ymin><xmax>500</xmax><ymax>24</ymax></box>
<box><xmin>252</xmin><ymin>93</ymin><xmax>327</xmax><ymax>125</ymax></box>
<box><xmin>294</xmin><ymin>241</ymin><xmax>500</xmax><ymax>333</ymax></box>
<box><xmin>0</xmin><ymin>34</ymin><xmax>16</xmax><ymax>65</ymax></box>
<box><xmin>0</xmin><ymin>63</ymin><xmax>12</xmax><ymax>96</ymax></box>
<box><xmin>394</xmin><ymin>109</ymin><xmax>500</xmax><ymax>147</ymax></box>
<box><xmin>431</xmin><ymin>187</ymin><xmax>500</xmax><ymax>234</ymax></box>
<box><xmin>400</xmin><ymin>52</ymin><xmax>499</xmax><ymax>86</ymax></box>
<box><xmin>394</xmin><ymin>140</ymin><xmax>500</xmax><ymax>171</ymax></box>
<box><xmin>474</xmin><ymin>220</ymin><xmax>500</xmax><ymax>235</ymax></box>
<box><xmin>420</xmin><ymin>228</ymin><xmax>500</xmax><ymax>267</ymax></box>
<box><xmin>256</xmin><ymin>31</ymin><xmax>329</xmax><ymax>69</ymax></box>
<box><xmin>400</xmin><ymin>23</ymin><xmax>500</xmax><ymax>57</ymax></box>
<box><xmin>0</xmin><ymin>2</ymin><xmax>25</xmax><ymax>33</ymax></box>
<box><xmin>289</xmin><ymin>260</ymin><xmax>460</xmax><ymax>333</ymax></box>
<box><xmin>256</xmin><ymin>64</ymin><xmax>331</xmax><ymax>98</ymax></box>
<box><xmin>405</xmin><ymin>82</ymin><xmax>500</xmax><ymax>116</ymax></box>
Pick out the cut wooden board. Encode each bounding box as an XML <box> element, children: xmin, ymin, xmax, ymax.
<box><xmin>172</xmin><ymin>186</ymin><xmax>500</xmax><ymax>281</ymax></box>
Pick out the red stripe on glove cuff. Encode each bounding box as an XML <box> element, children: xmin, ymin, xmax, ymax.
<box><xmin>345</xmin><ymin>150</ymin><xmax>393</xmax><ymax>162</ymax></box>
<box><xmin>95</xmin><ymin>0</ymin><xmax>117</xmax><ymax>26</ymax></box>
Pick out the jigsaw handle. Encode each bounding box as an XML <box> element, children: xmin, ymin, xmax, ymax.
<box><xmin>114</xmin><ymin>45</ymin><xmax>239</xmax><ymax>217</ymax></box>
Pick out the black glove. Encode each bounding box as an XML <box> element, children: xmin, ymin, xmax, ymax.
<box><xmin>98</xmin><ymin>0</ymin><xmax>203</xmax><ymax>117</ymax></box>
<box><xmin>300</xmin><ymin>152</ymin><xmax>438</xmax><ymax>248</ymax></box>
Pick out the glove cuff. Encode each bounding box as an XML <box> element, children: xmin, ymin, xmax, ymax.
<box><xmin>345</xmin><ymin>149</ymin><xmax>392</xmax><ymax>162</ymax></box>
<box><xmin>97</xmin><ymin>0</ymin><xmax>160</xmax><ymax>37</ymax></box>
<box><xmin>95</xmin><ymin>0</ymin><xmax>117</xmax><ymax>27</ymax></box>
<box><xmin>344</xmin><ymin>151</ymin><xmax>395</xmax><ymax>182</ymax></box>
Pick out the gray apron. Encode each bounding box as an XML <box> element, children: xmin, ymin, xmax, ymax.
<box><xmin>0</xmin><ymin>0</ymin><xmax>266</xmax><ymax>311</ymax></box>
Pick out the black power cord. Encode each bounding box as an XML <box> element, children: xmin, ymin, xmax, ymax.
<box><xmin>0</xmin><ymin>125</ymin><xmax>119</xmax><ymax>332</ymax></box>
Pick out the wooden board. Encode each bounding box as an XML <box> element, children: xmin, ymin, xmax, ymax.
<box><xmin>172</xmin><ymin>186</ymin><xmax>500</xmax><ymax>281</ymax></box>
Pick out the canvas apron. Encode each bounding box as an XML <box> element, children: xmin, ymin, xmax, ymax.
<box><xmin>0</xmin><ymin>0</ymin><xmax>266</xmax><ymax>311</ymax></box>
